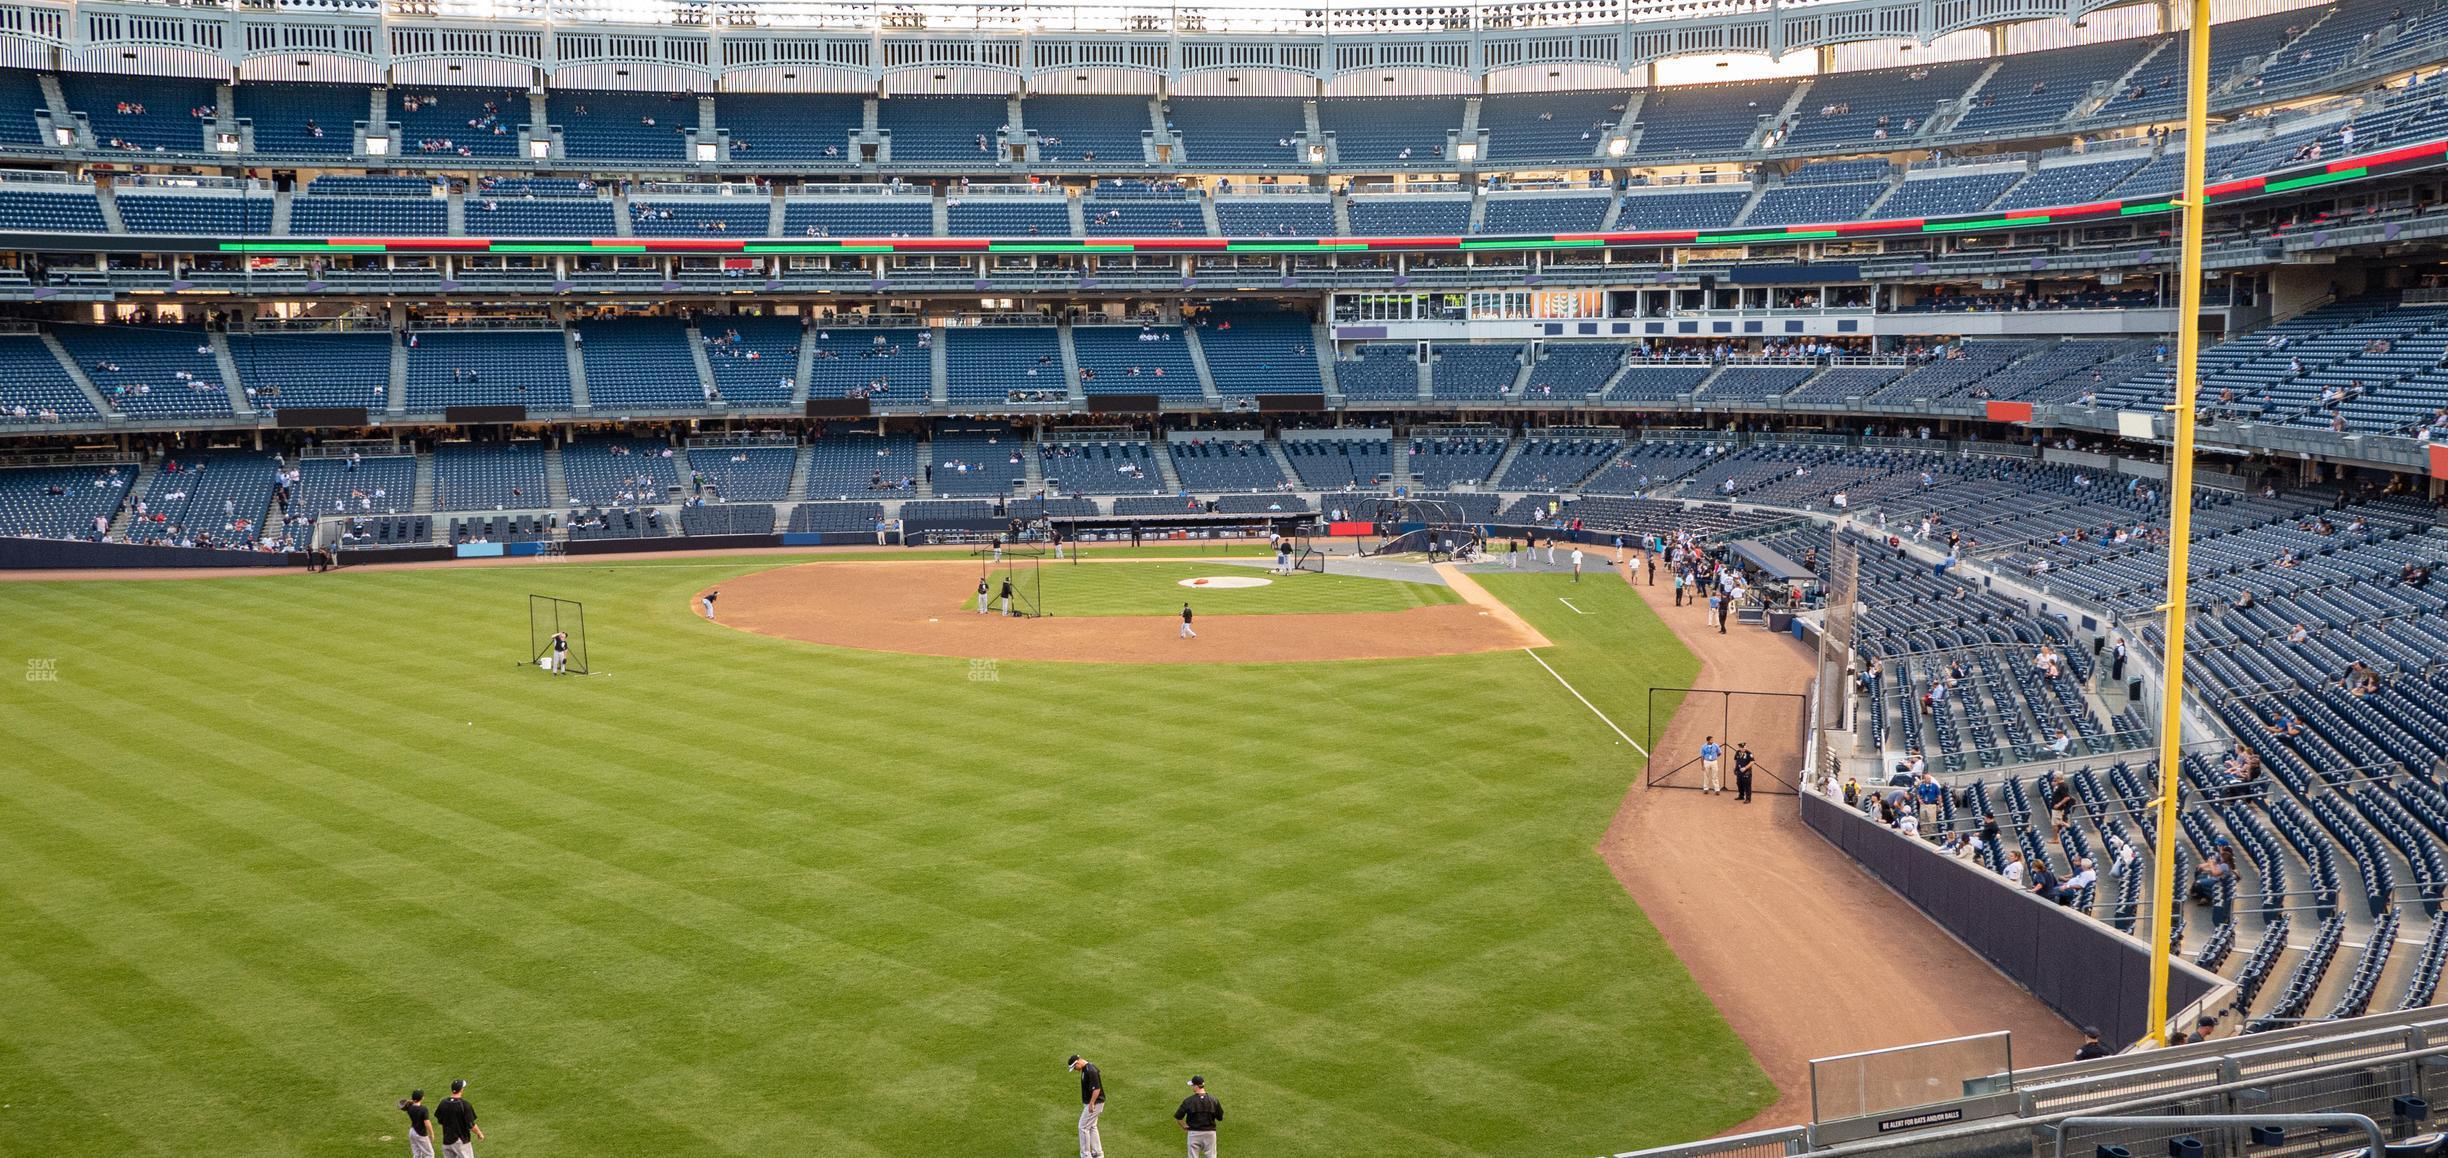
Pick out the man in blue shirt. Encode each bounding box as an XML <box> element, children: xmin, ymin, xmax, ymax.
<box><xmin>1700</xmin><ymin>736</ymin><xmax>1724</xmax><ymax>795</ymax></box>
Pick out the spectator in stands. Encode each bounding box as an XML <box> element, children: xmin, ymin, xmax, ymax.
<box><xmin>2073</xmin><ymin>1028</ymin><xmax>2109</xmax><ymax>1061</ymax></box>
<box><xmin>2002</xmin><ymin>848</ymin><xmax>2027</xmax><ymax>887</ymax></box>
<box><xmin>2054</xmin><ymin>858</ymin><xmax>2096</xmax><ymax>906</ymax></box>
<box><xmin>2193</xmin><ymin>845</ymin><xmax>2236</xmax><ymax>903</ymax></box>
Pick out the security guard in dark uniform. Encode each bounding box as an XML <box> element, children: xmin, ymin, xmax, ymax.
<box><xmin>1732</xmin><ymin>743</ymin><xmax>1756</xmax><ymax>803</ymax></box>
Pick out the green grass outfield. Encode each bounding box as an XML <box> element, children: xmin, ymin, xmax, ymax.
<box><xmin>0</xmin><ymin>556</ymin><xmax>1772</xmax><ymax>1157</ymax></box>
<box><xmin>959</xmin><ymin>560</ymin><xmax>1459</xmax><ymax>617</ymax></box>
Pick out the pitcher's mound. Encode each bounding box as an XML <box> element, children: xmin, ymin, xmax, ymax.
<box><xmin>1179</xmin><ymin>575</ymin><xmax>1272</xmax><ymax>589</ymax></box>
<box><xmin>705</xmin><ymin>560</ymin><xmax>1538</xmax><ymax>664</ymax></box>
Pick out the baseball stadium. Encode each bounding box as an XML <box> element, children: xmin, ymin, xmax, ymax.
<box><xmin>9</xmin><ymin>0</ymin><xmax>2448</xmax><ymax>1153</ymax></box>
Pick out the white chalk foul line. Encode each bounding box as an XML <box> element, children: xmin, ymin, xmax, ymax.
<box><xmin>1557</xmin><ymin>597</ymin><xmax>1591</xmax><ymax>615</ymax></box>
<box><xmin>1523</xmin><ymin>647</ymin><xmax>1648</xmax><ymax>756</ymax></box>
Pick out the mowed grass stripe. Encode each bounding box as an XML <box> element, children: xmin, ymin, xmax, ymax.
<box><xmin>0</xmin><ymin>561</ymin><xmax>1768</xmax><ymax>1157</ymax></box>
<box><xmin>0</xmin><ymin>731</ymin><xmax>789</xmax><ymax>1155</ymax></box>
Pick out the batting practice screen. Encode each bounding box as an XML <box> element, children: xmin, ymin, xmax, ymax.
<box><xmin>528</xmin><ymin>595</ymin><xmax>589</xmax><ymax>675</ymax></box>
<box><xmin>1644</xmin><ymin>687</ymin><xmax>1810</xmax><ymax>794</ymax></box>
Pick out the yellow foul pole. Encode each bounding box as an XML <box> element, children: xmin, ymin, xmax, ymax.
<box><xmin>2145</xmin><ymin>0</ymin><xmax>2214</xmax><ymax>1048</ymax></box>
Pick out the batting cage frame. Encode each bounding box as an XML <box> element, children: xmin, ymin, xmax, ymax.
<box><xmin>976</xmin><ymin>545</ymin><xmax>1048</xmax><ymax>618</ymax></box>
<box><xmin>1644</xmin><ymin>687</ymin><xmax>1809</xmax><ymax>794</ymax></box>
<box><xmin>1368</xmin><ymin>497</ymin><xmax>1485</xmax><ymax>560</ymax></box>
<box><xmin>527</xmin><ymin>594</ymin><xmax>590</xmax><ymax>675</ymax></box>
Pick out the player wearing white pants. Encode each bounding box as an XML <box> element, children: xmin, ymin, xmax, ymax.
<box><xmin>1069</xmin><ymin>1056</ymin><xmax>1106</xmax><ymax>1158</ymax></box>
<box><xmin>1180</xmin><ymin>603</ymin><xmax>1197</xmax><ymax>639</ymax></box>
<box><xmin>701</xmin><ymin>590</ymin><xmax>719</xmax><ymax>620</ymax></box>
<box><xmin>977</xmin><ymin>578</ymin><xmax>991</xmax><ymax>614</ymax></box>
<box><xmin>547</xmin><ymin>631</ymin><xmax>569</xmax><ymax>674</ymax></box>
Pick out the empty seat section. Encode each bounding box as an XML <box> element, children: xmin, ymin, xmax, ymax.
<box><xmin>1634</xmin><ymin>80</ymin><xmax>1796</xmax><ymax>158</ymax></box>
<box><xmin>780</xmin><ymin>197</ymin><xmax>934</xmax><ymax>238</ymax></box>
<box><xmin>875</xmin><ymin>96</ymin><xmax>1007</xmax><ymax>163</ymax></box>
<box><xmin>1875</xmin><ymin>170</ymin><xmax>2020</xmax><ymax>218</ymax></box>
<box><xmin>1336</xmin><ymin>345</ymin><xmax>1420</xmax><ymax>401</ymax></box>
<box><xmin>1745</xmin><ymin>180</ymin><xmax>1887</xmax><ymax>227</ymax></box>
<box><xmin>947</xmin><ymin>196</ymin><xmax>1070</xmax><ymax>236</ymax></box>
<box><xmin>125</xmin><ymin>452</ymin><xmax>276</xmax><ymax>545</ymax></box>
<box><xmin>227</xmin><ymin>332</ymin><xmax>392</xmax><ymax>412</ymax></box>
<box><xmin>0</xmin><ymin>463</ymin><xmax>130</xmax><ymax>535</ymax></box>
<box><xmin>115</xmin><ymin>191</ymin><xmax>274</xmax><ymax>235</ymax></box>
<box><xmin>404</xmin><ymin>330</ymin><xmax>572</xmax><ymax>411</ymax></box>
<box><xmin>1408</xmin><ymin>432</ymin><xmax>1507</xmax><ymax>486</ymax></box>
<box><xmin>236</xmin><ymin>83</ymin><xmax>369</xmax><ymax>156</ymax></box>
<box><xmin>1499</xmin><ymin>435</ymin><xmax>1619</xmax><ymax>489</ymax></box>
<box><xmin>1955</xmin><ymin>39</ymin><xmax>2158</xmax><ymax>135</ymax></box>
<box><xmin>0</xmin><ymin>187</ymin><xmax>108</xmax><ymax>232</ymax></box>
<box><xmin>1082</xmin><ymin>195</ymin><xmax>1205</xmax><ymax>236</ymax></box>
<box><xmin>0</xmin><ymin>68</ymin><xmax>48</xmax><ymax>147</ymax></box>
<box><xmin>1479</xmin><ymin>194</ymin><xmax>1609</xmax><ymax>234</ymax></box>
<box><xmin>288</xmin><ymin>193</ymin><xmax>448</xmax><ymax>236</ymax></box>
<box><xmin>1430</xmin><ymin>344</ymin><xmax>1522</xmax><ymax>401</ymax></box>
<box><xmin>0</xmin><ymin>334</ymin><xmax>99</xmax><ymax>422</ymax></box>
<box><xmin>715</xmin><ymin>93</ymin><xmax>865</xmax><ymax>164</ymax></box>
<box><xmin>1994</xmin><ymin>156</ymin><xmax>2147</xmax><ymax>210</ymax></box>
<box><xmin>930</xmin><ymin>424</ymin><xmax>1030</xmax><ymax>495</ymax></box>
<box><xmin>1780</xmin><ymin>61</ymin><xmax>1981</xmax><ymax>149</ymax></box>
<box><xmin>1521</xmin><ymin>343</ymin><xmax>1627</xmax><ymax>399</ymax></box>
<box><xmin>431</xmin><ymin>442</ymin><xmax>548</xmax><ymax>510</ymax></box>
<box><xmin>1039</xmin><ymin>439</ymin><xmax>1159</xmax><ymax>494</ymax></box>
<box><xmin>548</xmin><ymin>90</ymin><xmax>693</xmax><ymax>161</ymax></box>
<box><xmin>943</xmin><ymin>326</ymin><xmax>1062</xmax><ymax>405</ymax></box>
<box><xmin>1347</xmin><ymin>196</ymin><xmax>1469</xmax><ymax>235</ymax></box>
<box><xmin>1198</xmin><ymin>307</ymin><xmax>1322</xmax><ymax>396</ymax></box>
<box><xmin>579</xmin><ymin>320</ymin><xmax>704</xmax><ymax>410</ymax></box>
<box><xmin>61</xmin><ymin>74</ymin><xmax>216</xmax><ymax>152</ymax></box>
<box><xmin>561</xmin><ymin>438</ymin><xmax>678</xmax><ymax>504</ymax></box>
<box><xmin>1167</xmin><ymin>98</ymin><xmax>1307</xmax><ymax>169</ymax></box>
<box><xmin>1166</xmin><ymin>437</ymin><xmax>1291</xmax><ymax>492</ymax></box>
<box><xmin>1213</xmin><ymin>197</ymin><xmax>1333</xmax><ymax>237</ymax></box>
<box><xmin>630</xmin><ymin>196</ymin><xmax>771</xmax><ymax>236</ymax></box>
<box><xmin>1316</xmin><ymin>98</ymin><xmax>1463</xmax><ymax>166</ymax></box>
<box><xmin>465</xmin><ymin>192</ymin><xmax>615</xmax><ymax>236</ymax></box>
<box><xmin>805</xmin><ymin>429</ymin><xmax>918</xmax><ymax>498</ymax></box>
<box><xmin>1616</xmin><ymin>187</ymin><xmax>1749</xmax><ymax>230</ymax></box>
<box><xmin>689</xmin><ymin>444</ymin><xmax>798</xmax><ymax>501</ymax></box>
<box><xmin>1476</xmin><ymin>91</ymin><xmax>1625</xmax><ymax>163</ymax></box>
<box><xmin>1073</xmin><ymin>325</ymin><xmax>1201</xmax><ymax>398</ymax></box>
<box><xmin>392</xmin><ymin>86</ymin><xmax>524</xmax><ymax>157</ymax></box>
<box><xmin>295</xmin><ymin>454</ymin><xmax>416</xmax><ymax>518</ymax></box>
<box><xmin>1605</xmin><ymin>365</ymin><xmax>1712</xmax><ymax>402</ymax></box>
<box><xmin>53</xmin><ymin>324</ymin><xmax>232</xmax><ymax>417</ymax></box>
<box><xmin>698</xmin><ymin>317</ymin><xmax>800</xmax><ymax>407</ymax></box>
<box><xmin>804</xmin><ymin>325</ymin><xmax>928</xmax><ymax>402</ymax></box>
<box><xmin>1281</xmin><ymin>436</ymin><xmax>1392</xmax><ymax>488</ymax></box>
<box><xmin>1024</xmin><ymin>95</ymin><xmax>1152</xmax><ymax>166</ymax></box>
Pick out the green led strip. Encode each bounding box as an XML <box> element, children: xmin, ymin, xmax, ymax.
<box><xmin>218</xmin><ymin>242</ymin><xmax>388</xmax><ymax>253</ymax></box>
<box><xmin>2119</xmin><ymin>200</ymin><xmax>2176</xmax><ymax>216</ymax></box>
<box><xmin>1700</xmin><ymin>229</ymin><xmax>1840</xmax><ymax>244</ymax></box>
<box><xmin>1924</xmin><ymin>217</ymin><xmax>2018</xmax><ymax>233</ymax></box>
<box><xmin>2266</xmin><ymin>167</ymin><xmax>2366</xmax><ymax>194</ymax></box>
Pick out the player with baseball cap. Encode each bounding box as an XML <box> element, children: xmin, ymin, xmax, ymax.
<box><xmin>434</xmin><ymin>1079</ymin><xmax>483</xmax><ymax>1157</ymax></box>
<box><xmin>1067</xmin><ymin>1055</ymin><xmax>1105</xmax><ymax>1158</ymax></box>
<box><xmin>1175</xmin><ymin>1074</ymin><xmax>1224</xmax><ymax>1157</ymax></box>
